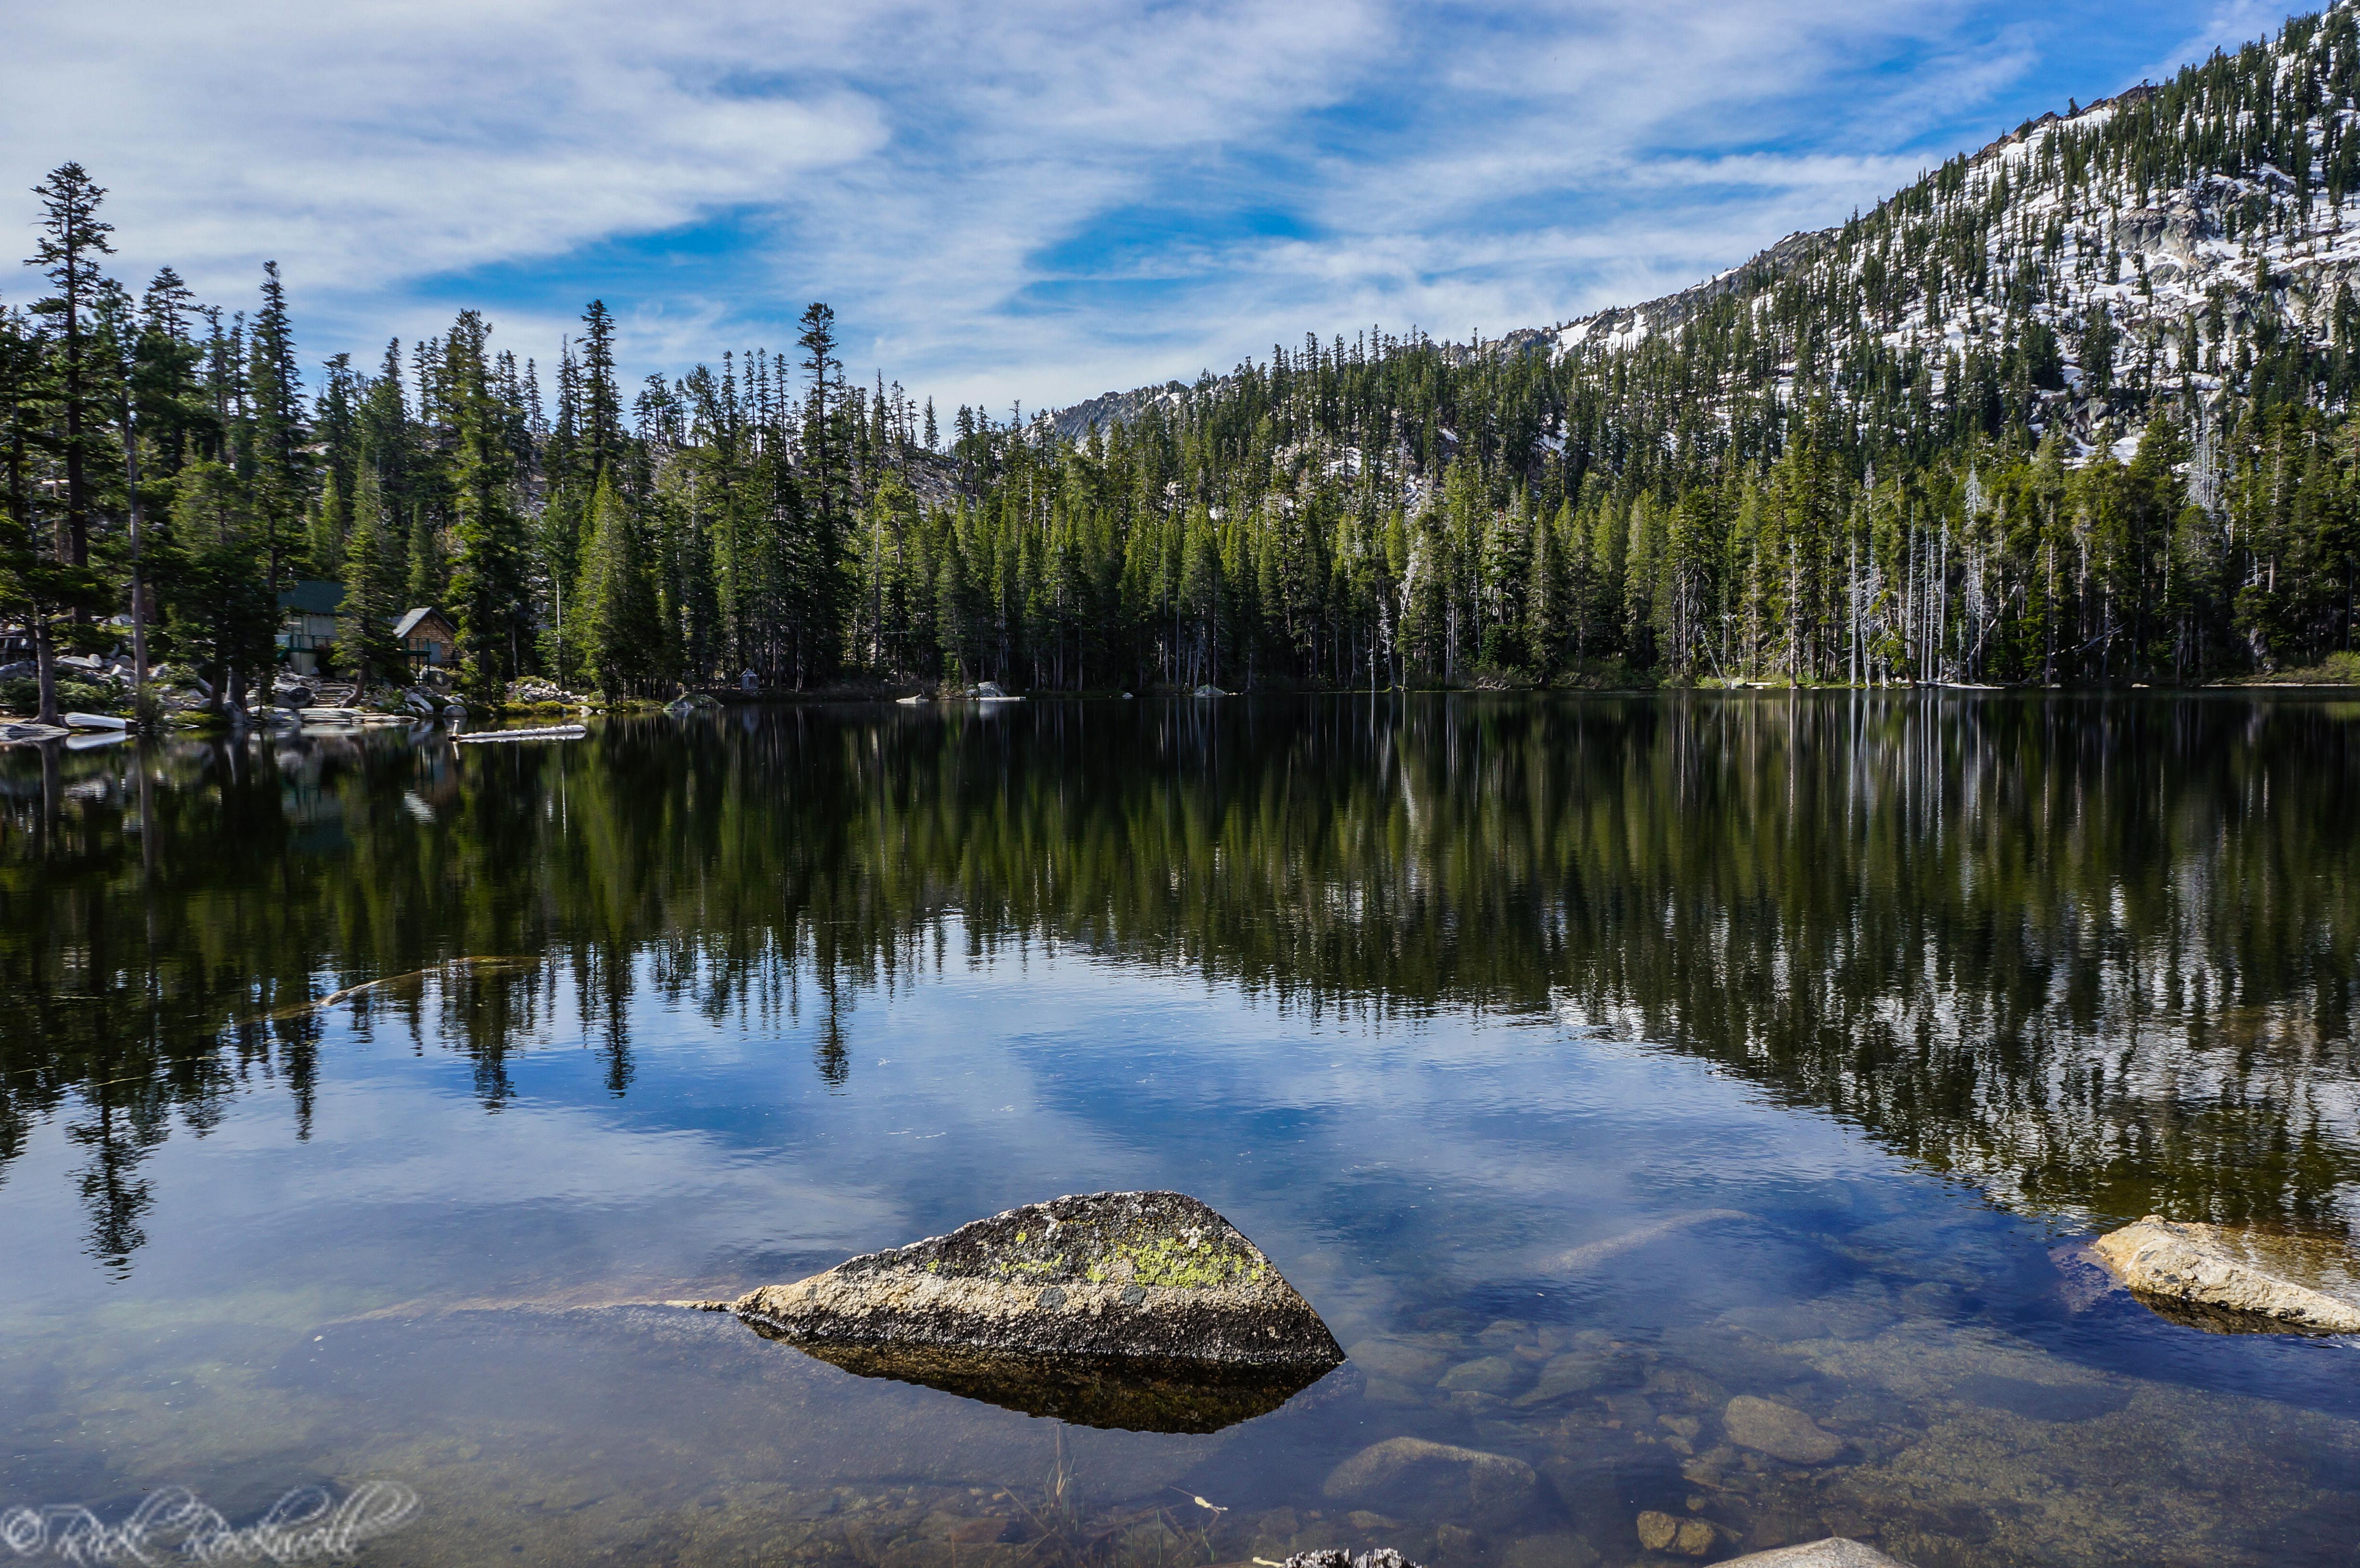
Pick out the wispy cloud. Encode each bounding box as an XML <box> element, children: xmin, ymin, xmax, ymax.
<box><xmin>0</xmin><ymin>0</ymin><xmax>2271</xmax><ymax>412</ymax></box>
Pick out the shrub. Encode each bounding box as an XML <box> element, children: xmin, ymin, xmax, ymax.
<box><xmin>0</xmin><ymin>675</ymin><xmax>124</xmax><ymax>715</ymax></box>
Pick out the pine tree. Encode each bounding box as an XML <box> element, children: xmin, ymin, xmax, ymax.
<box><xmin>793</xmin><ymin>302</ymin><xmax>846</xmax><ymax>685</ymax></box>
<box><xmin>406</xmin><ymin>503</ymin><xmax>444</xmax><ymax>608</ymax></box>
<box><xmin>28</xmin><ymin>162</ymin><xmax>114</xmax><ymax>570</ymax></box>
<box><xmin>443</xmin><ymin>311</ymin><xmax>533</xmax><ymax>695</ymax></box>
<box><xmin>340</xmin><ymin>453</ymin><xmax>404</xmax><ymax>685</ymax></box>
<box><xmin>581</xmin><ymin>301</ymin><xmax>622</xmax><ymax>487</ymax></box>
<box><xmin>573</xmin><ymin>475</ymin><xmax>658</xmax><ymax>695</ymax></box>
<box><xmin>0</xmin><ymin>317</ymin><xmax>111</xmax><ymax>724</ymax></box>
<box><xmin>246</xmin><ymin>261</ymin><xmax>307</xmax><ymax>663</ymax></box>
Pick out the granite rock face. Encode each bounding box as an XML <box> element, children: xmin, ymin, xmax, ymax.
<box><xmin>735</xmin><ymin>1191</ymin><xmax>1344</xmax><ymax>1367</ymax></box>
<box><xmin>2091</xmin><ymin>1215</ymin><xmax>2360</xmax><ymax>1334</ymax></box>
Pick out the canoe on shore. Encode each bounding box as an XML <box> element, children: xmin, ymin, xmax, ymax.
<box><xmin>64</xmin><ymin>712</ymin><xmax>131</xmax><ymax>731</ymax></box>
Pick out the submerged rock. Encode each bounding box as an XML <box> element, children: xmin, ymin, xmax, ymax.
<box><xmin>734</xmin><ymin>1191</ymin><xmax>1343</xmax><ymax>1369</ymax></box>
<box><xmin>2091</xmin><ymin>1215</ymin><xmax>2360</xmax><ymax>1335</ymax></box>
<box><xmin>1321</xmin><ymin>1435</ymin><xmax>1536</xmax><ymax>1523</ymax></box>
<box><xmin>1498</xmin><ymin>1532</ymin><xmax>1599</xmax><ymax>1568</ymax></box>
<box><xmin>1547</xmin><ymin>1209</ymin><xmax>1752</xmax><ymax>1274</ymax></box>
<box><xmin>1511</xmin><ymin>1345</ymin><xmax>1641</xmax><ymax>1406</ymax></box>
<box><xmin>1437</xmin><ymin>1354</ymin><xmax>1520</xmax><ymax>1394</ymax></box>
<box><xmin>1722</xmin><ymin>1395</ymin><xmax>1845</xmax><ymax>1464</ymax></box>
<box><xmin>1635</xmin><ymin>1510</ymin><xmax>1715</xmax><ymax>1555</ymax></box>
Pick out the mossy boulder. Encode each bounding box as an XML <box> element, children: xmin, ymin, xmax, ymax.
<box><xmin>734</xmin><ymin>1191</ymin><xmax>1342</xmax><ymax>1368</ymax></box>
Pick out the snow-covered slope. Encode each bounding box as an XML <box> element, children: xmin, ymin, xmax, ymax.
<box><xmin>1045</xmin><ymin>3</ymin><xmax>2360</xmax><ymax>454</ymax></box>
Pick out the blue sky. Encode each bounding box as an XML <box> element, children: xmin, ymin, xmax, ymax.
<box><xmin>0</xmin><ymin>0</ymin><xmax>2297</xmax><ymax>418</ymax></box>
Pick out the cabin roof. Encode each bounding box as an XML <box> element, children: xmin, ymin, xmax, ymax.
<box><xmin>393</xmin><ymin>607</ymin><xmax>453</xmax><ymax>640</ymax></box>
<box><xmin>278</xmin><ymin>579</ymin><xmax>346</xmax><ymax>616</ymax></box>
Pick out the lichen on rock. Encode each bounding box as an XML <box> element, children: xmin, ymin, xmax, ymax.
<box><xmin>733</xmin><ymin>1191</ymin><xmax>1344</xmax><ymax>1379</ymax></box>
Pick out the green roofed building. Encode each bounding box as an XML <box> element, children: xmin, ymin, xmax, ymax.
<box><xmin>277</xmin><ymin>579</ymin><xmax>345</xmax><ymax>676</ymax></box>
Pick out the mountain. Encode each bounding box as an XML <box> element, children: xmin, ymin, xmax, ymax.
<box><xmin>1048</xmin><ymin>5</ymin><xmax>2360</xmax><ymax>470</ymax></box>
<box><xmin>18</xmin><ymin>8</ymin><xmax>2358</xmax><ymax>728</ymax></box>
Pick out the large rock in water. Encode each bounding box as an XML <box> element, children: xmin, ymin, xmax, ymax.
<box><xmin>1719</xmin><ymin>1544</ymin><xmax>1915</xmax><ymax>1567</ymax></box>
<box><xmin>732</xmin><ymin>1191</ymin><xmax>1344</xmax><ymax>1430</ymax></box>
<box><xmin>2091</xmin><ymin>1215</ymin><xmax>2360</xmax><ymax>1334</ymax></box>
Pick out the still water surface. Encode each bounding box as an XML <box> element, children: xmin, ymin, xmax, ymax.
<box><xmin>3</xmin><ymin>694</ymin><xmax>2358</xmax><ymax>1568</ymax></box>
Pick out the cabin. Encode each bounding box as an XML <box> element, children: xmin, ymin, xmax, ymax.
<box><xmin>277</xmin><ymin>579</ymin><xmax>346</xmax><ymax>676</ymax></box>
<box><xmin>394</xmin><ymin>607</ymin><xmax>459</xmax><ymax>668</ymax></box>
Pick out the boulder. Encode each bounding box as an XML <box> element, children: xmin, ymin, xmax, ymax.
<box><xmin>1635</xmin><ymin>1510</ymin><xmax>1715</xmax><ymax>1555</ymax></box>
<box><xmin>735</xmin><ymin>1191</ymin><xmax>1341</xmax><ymax>1368</ymax></box>
<box><xmin>1719</xmin><ymin>1543</ymin><xmax>1914</xmax><ymax>1567</ymax></box>
<box><xmin>1722</xmin><ymin>1396</ymin><xmax>1844</xmax><ymax>1464</ymax></box>
<box><xmin>2091</xmin><ymin>1215</ymin><xmax>2360</xmax><ymax>1334</ymax></box>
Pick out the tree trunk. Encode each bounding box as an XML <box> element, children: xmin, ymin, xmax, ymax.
<box><xmin>32</xmin><ymin>614</ymin><xmax>61</xmax><ymax>726</ymax></box>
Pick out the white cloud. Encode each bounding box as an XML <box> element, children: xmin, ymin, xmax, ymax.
<box><xmin>0</xmin><ymin>0</ymin><xmax>2238</xmax><ymax>413</ymax></box>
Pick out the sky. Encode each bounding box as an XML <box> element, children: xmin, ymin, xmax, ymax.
<box><xmin>0</xmin><ymin>0</ymin><xmax>2300</xmax><ymax>421</ymax></box>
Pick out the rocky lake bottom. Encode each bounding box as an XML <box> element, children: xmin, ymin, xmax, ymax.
<box><xmin>3</xmin><ymin>694</ymin><xmax>2357</xmax><ymax>1567</ymax></box>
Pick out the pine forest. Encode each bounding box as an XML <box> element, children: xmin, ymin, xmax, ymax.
<box><xmin>13</xmin><ymin>5</ymin><xmax>2360</xmax><ymax>719</ymax></box>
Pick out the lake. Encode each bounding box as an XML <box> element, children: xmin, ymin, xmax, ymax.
<box><xmin>2</xmin><ymin>693</ymin><xmax>2357</xmax><ymax>1568</ymax></box>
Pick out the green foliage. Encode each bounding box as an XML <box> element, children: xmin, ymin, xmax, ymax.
<box><xmin>443</xmin><ymin>311</ymin><xmax>532</xmax><ymax>696</ymax></box>
<box><xmin>572</xmin><ymin>476</ymin><xmax>661</xmax><ymax>695</ymax></box>
<box><xmin>0</xmin><ymin>674</ymin><xmax>118</xmax><ymax>715</ymax></box>
<box><xmin>21</xmin><ymin>0</ymin><xmax>2360</xmax><ymax>714</ymax></box>
<box><xmin>340</xmin><ymin>456</ymin><xmax>405</xmax><ymax>683</ymax></box>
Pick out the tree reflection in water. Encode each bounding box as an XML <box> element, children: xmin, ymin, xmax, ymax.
<box><xmin>3</xmin><ymin>692</ymin><xmax>2355</xmax><ymax>1272</ymax></box>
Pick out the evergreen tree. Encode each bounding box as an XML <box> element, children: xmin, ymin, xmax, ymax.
<box><xmin>443</xmin><ymin>311</ymin><xmax>532</xmax><ymax>694</ymax></box>
<box><xmin>340</xmin><ymin>452</ymin><xmax>404</xmax><ymax>684</ymax></box>
<box><xmin>28</xmin><ymin>162</ymin><xmax>114</xmax><ymax>570</ymax></box>
<box><xmin>573</xmin><ymin>475</ymin><xmax>658</xmax><ymax>695</ymax></box>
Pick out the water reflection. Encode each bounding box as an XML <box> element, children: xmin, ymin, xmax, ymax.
<box><xmin>7</xmin><ymin>696</ymin><xmax>2360</xmax><ymax>1568</ymax></box>
<box><xmin>3</xmin><ymin>692</ymin><xmax>2357</xmax><ymax>1273</ymax></box>
<box><xmin>764</xmin><ymin>1336</ymin><xmax>1345</xmax><ymax>1433</ymax></box>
